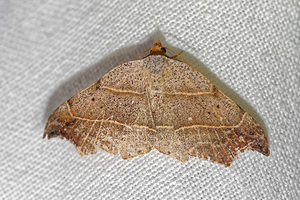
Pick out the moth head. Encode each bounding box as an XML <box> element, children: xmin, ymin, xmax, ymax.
<box><xmin>149</xmin><ymin>39</ymin><xmax>167</xmax><ymax>56</ymax></box>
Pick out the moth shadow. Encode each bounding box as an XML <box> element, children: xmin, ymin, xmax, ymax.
<box><xmin>43</xmin><ymin>36</ymin><xmax>159</xmax><ymax>124</ymax></box>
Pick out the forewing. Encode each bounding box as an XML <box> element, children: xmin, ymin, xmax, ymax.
<box><xmin>44</xmin><ymin>60</ymin><xmax>156</xmax><ymax>159</ymax></box>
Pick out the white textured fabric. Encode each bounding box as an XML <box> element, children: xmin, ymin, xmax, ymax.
<box><xmin>1</xmin><ymin>1</ymin><xmax>299</xmax><ymax>199</ymax></box>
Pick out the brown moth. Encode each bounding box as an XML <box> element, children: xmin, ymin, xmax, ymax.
<box><xmin>44</xmin><ymin>40</ymin><xmax>269</xmax><ymax>167</ymax></box>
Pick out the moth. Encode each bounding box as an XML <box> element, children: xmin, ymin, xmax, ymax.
<box><xmin>44</xmin><ymin>40</ymin><xmax>269</xmax><ymax>166</ymax></box>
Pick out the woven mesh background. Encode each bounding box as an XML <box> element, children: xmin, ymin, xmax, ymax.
<box><xmin>0</xmin><ymin>1</ymin><xmax>299</xmax><ymax>199</ymax></box>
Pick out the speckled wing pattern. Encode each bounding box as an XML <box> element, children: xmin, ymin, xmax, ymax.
<box><xmin>44</xmin><ymin>55</ymin><xmax>269</xmax><ymax>167</ymax></box>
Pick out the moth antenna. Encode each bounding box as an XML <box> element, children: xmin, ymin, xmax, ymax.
<box><xmin>166</xmin><ymin>48</ymin><xmax>183</xmax><ymax>59</ymax></box>
<box><xmin>137</xmin><ymin>47</ymin><xmax>152</xmax><ymax>59</ymax></box>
